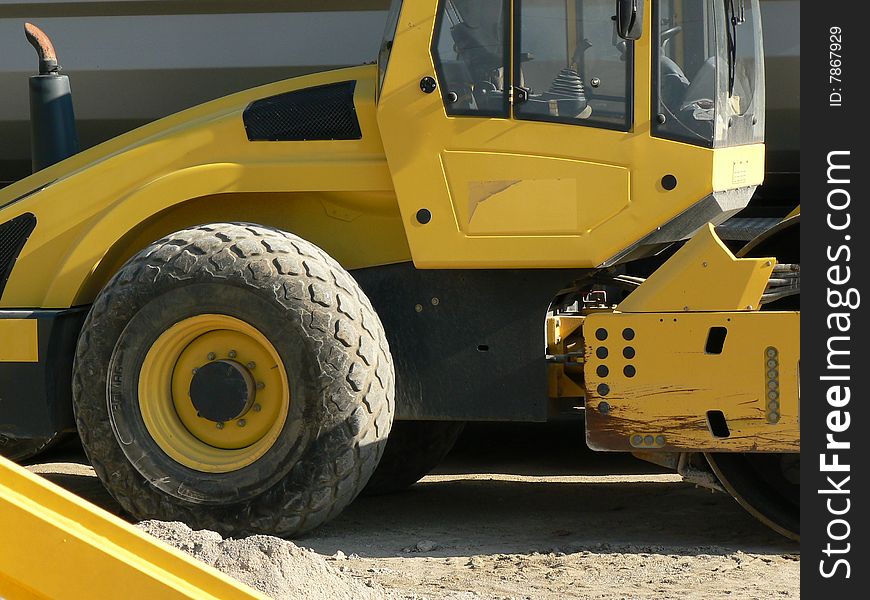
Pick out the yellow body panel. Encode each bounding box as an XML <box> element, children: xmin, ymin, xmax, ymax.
<box><xmin>376</xmin><ymin>2</ymin><xmax>765</xmax><ymax>269</ymax></box>
<box><xmin>583</xmin><ymin>311</ymin><xmax>799</xmax><ymax>452</ymax></box>
<box><xmin>618</xmin><ymin>224</ymin><xmax>774</xmax><ymax>313</ymax></box>
<box><xmin>712</xmin><ymin>144</ymin><xmax>766</xmax><ymax>191</ymax></box>
<box><xmin>0</xmin><ymin>456</ymin><xmax>266</xmax><ymax>599</ymax></box>
<box><xmin>0</xmin><ymin>319</ymin><xmax>38</xmax><ymax>362</ymax></box>
<box><xmin>443</xmin><ymin>151</ymin><xmax>630</xmax><ymax>236</ymax></box>
<box><xmin>0</xmin><ymin>66</ymin><xmax>410</xmax><ymax>309</ymax></box>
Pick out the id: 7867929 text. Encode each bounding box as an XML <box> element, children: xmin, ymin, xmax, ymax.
<box><xmin>829</xmin><ymin>26</ymin><xmax>843</xmax><ymax>107</ymax></box>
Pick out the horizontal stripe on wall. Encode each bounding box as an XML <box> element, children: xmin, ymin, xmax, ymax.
<box><xmin>0</xmin><ymin>11</ymin><xmax>386</xmax><ymax>71</ymax></box>
<box><xmin>0</xmin><ymin>0</ymin><xmax>391</xmax><ymax>18</ymax></box>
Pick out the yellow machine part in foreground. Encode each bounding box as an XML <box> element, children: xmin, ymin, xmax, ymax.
<box><xmin>0</xmin><ymin>456</ymin><xmax>266</xmax><ymax>600</ymax></box>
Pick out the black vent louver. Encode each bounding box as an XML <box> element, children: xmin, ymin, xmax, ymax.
<box><xmin>0</xmin><ymin>213</ymin><xmax>37</xmax><ymax>299</ymax></box>
<box><xmin>243</xmin><ymin>81</ymin><xmax>362</xmax><ymax>142</ymax></box>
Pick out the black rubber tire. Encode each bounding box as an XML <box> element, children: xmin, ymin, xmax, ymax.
<box><xmin>363</xmin><ymin>420</ymin><xmax>465</xmax><ymax>495</ymax></box>
<box><xmin>0</xmin><ymin>434</ymin><xmax>62</xmax><ymax>463</ymax></box>
<box><xmin>72</xmin><ymin>223</ymin><xmax>394</xmax><ymax>537</ymax></box>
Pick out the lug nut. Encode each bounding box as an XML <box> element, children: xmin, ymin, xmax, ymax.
<box><xmin>247</xmin><ymin>361</ymin><xmax>256</xmax><ymax>369</ymax></box>
<box><xmin>216</xmin><ymin>422</ymin><xmax>225</xmax><ymax>430</ymax></box>
<box><xmin>237</xmin><ymin>419</ymin><xmax>246</xmax><ymax>427</ymax></box>
<box><xmin>253</xmin><ymin>404</ymin><xmax>262</xmax><ymax>412</ymax></box>
<box><xmin>256</xmin><ymin>382</ymin><xmax>265</xmax><ymax>390</ymax></box>
<box><xmin>207</xmin><ymin>352</ymin><xmax>216</xmax><ymax>361</ymax></box>
<box><xmin>228</xmin><ymin>350</ymin><xmax>237</xmax><ymax>359</ymax></box>
<box><xmin>192</xmin><ymin>368</ymin><xmax>198</xmax><ymax>374</ymax></box>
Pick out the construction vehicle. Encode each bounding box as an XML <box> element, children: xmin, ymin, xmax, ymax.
<box><xmin>0</xmin><ymin>0</ymin><xmax>799</xmax><ymax>547</ymax></box>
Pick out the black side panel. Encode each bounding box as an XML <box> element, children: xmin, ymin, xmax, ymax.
<box><xmin>0</xmin><ymin>308</ymin><xmax>86</xmax><ymax>439</ymax></box>
<box><xmin>352</xmin><ymin>264</ymin><xmax>585</xmax><ymax>421</ymax></box>
<box><xmin>243</xmin><ymin>80</ymin><xmax>362</xmax><ymax>141</ymax></box>
<box><xmin>0</xmin><ymin>213</ymin><xmax>36</xmax><ymax>298</ymax></box>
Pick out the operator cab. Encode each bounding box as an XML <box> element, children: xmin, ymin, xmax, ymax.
<box><xmin>376</xmin><ymin>0</ymin><xmax>766</xmax><ymax>269</ymax></box>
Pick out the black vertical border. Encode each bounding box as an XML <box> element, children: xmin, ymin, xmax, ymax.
<box><xmin>801</xmin><ymin>0</ymin><xmax>868</xmax><ymax>595</ymax></box>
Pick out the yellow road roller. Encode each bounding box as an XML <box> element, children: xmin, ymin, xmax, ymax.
<box><xmin>0</xmin><ymin>0</ymin><xmax>798</xmax><ymax>541</ymax></box>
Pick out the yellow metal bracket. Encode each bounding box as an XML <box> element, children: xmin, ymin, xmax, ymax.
<box><xmin>0</xmin><ymin>457</ymin><xmax>267</xmax><ymax>600</ymax></box>
<box><xmin>618</xmin><ymin>224</ymin><xmax>774</xmax><ymax>313</ymax></box>
<box><xmin>547</xmin><ymin>315</ymin><xmax>585</xmax><ymax>399</ymax></box>
<box><xmin>583</xmin><ymin>310</ymin><xmax>799</xmax><ymax>453</ymax></box>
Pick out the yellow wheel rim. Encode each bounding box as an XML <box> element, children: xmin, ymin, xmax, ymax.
<box><xmin>139</xmin><ymin>314</ymin><xmax>290</xmax><ymax>473</ymax></box>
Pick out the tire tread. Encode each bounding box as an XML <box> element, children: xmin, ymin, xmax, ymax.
<box><xmin>73</xmin><ymin>222</ymin><xmax>394</xmax><ymax>537</ymax></box>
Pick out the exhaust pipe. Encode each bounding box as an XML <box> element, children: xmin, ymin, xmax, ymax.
<box><xmin>25</xmin><ymin>23</ymin><xmax>79</xmax><ymax>172</ymax></box>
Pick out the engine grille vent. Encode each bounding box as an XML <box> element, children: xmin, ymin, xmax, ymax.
<box><xmin>243</xmin><ymin>81</ymin><xmax>362</xmax><ymax>142</ymax></box>
<box><xmin>0</xmin><ymin>213</ymin><xmax>37</xmax><ymax>299</ymax></box>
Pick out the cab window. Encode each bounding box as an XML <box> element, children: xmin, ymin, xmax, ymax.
<box><xmin>432</xmin><ymin>0</ymin><xmax>511</xmax><ymax>117</ymax></box>
<box><xmin>378</xmin><ymin>0</ymin><xmax>404</xmax><ymax>98</ymax></box>
<box><xmin>514</xmin><ymin>0</ymin><xmax>633</xmax><ymax>130</ymax></box>
<box><xmin>653</xmin><ymin>0</ymin><xmax>717</xmax><ymax>145</ymax></box>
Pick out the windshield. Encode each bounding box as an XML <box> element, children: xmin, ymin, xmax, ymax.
<box><xmin>653</xmin><ymin>0</ymin><xmax>764</xmax><ymax>147</ymax></box>
<box><xmin>726</xmin><ymin>0</ymin><xmax>758</xmax><ymax>116</ymax></box>
<box><xmin>653</xmin><ymin>0</ymin><xmax>717</xmax><ymax>144</ymax></box>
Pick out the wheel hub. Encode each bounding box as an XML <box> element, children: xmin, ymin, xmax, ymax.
<box><xmin>189</xmin><ymin>360</ymin><xmax>255</xmax><ymax>423</ymax></box>
<box><xmin>138</xmin><ymin>314</ymin><xmax>290</xmax><ymax>472</ymax></box>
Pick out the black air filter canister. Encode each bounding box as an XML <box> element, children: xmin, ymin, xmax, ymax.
<box><xmin>25</xmin><ymin>23</ymin><xmax>79</xmax><ymax>172</ymax></box>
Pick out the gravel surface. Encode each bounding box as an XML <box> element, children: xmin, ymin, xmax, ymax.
<box><xmin>27</xmin><ymin>423</ymin><xmax>801</xmax><ymax>599</ymax></box>
<box><xmin>137</xmin><ymin>520</ymin><xmax>391</xmax><ymax>600</ymax></box>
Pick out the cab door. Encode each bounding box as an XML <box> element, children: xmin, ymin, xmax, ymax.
<box><xmin>378</xmin><ymin>0</ymin><xmax>678</xmax><ymax>268</ymax></box>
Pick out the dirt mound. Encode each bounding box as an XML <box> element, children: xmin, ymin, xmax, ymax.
<box><xmin>137</xmin><ymin>520</ymin><xmax>388</xmax><ymax>600</ymax></box>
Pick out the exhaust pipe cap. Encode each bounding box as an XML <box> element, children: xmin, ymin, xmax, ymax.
<box><xmin>24</xmin><ymin>22</ymin><xmax>59</xmax><ymax>75</ymax></box>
